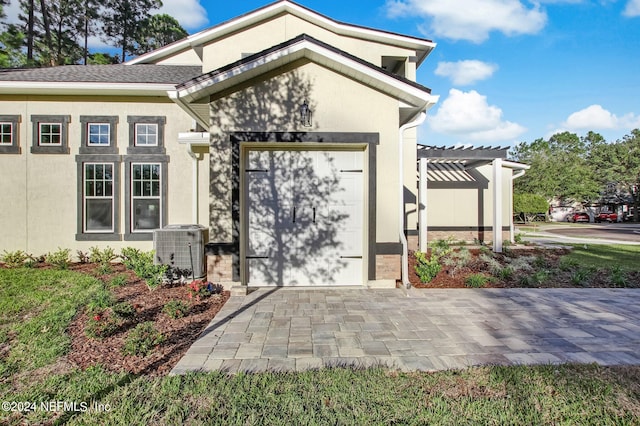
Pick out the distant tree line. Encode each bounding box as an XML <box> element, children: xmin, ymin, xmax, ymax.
<box><xmin>0</xmin><ymin>0</ymin><xmax>188</xmax><ymax>67</ymax></box>
<box><xmin>510</xmin><ymin>129</ymin><xmax>640</xmax><ymax>220</ymax></box>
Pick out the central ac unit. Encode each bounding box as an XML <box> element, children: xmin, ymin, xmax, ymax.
<box><xmin>153</xmin><ymin>224</ymin><xmax>207</xmax><ymax>278</ymax></box>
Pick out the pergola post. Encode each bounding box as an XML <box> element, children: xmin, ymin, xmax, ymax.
<box><xmin>418</xmin><ymin>157</ymin><xmax>428</xmax><ymax>251</ymax></box>
<box><xmin>492</xmin><ymin>158</ymin><xmax>503</xmax><ymax>253</ymax></box>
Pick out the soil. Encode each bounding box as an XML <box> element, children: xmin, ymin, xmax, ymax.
<box><xmin>63</xmin><ymin>263</ymin><xmax>229</xmax><ymax>378</ymax></box>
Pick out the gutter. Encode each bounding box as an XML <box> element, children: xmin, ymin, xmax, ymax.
<box><xmin>399</xmin><ymin>111</ymin><xmax>427</xmax><ymax>289</ymax></box>
<box><xmin>501</xmin><ymin>160</ymin><xmax>531</xmax><ymax>243</ymax></box>
<box><xmin>178</xmin><ymin>131</ymin><xmax>209</xmax><ymax>225</ymax></box>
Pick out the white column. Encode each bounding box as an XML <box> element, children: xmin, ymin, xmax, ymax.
<box><xmin>418</xmin><ymin>157</ymin><xmax>428</xmax><ymax>252</ymax></box>
<box><xmin>492</xmin><ymin>158</ymin><xmax>503</xmax><ymax>252</ymax></box>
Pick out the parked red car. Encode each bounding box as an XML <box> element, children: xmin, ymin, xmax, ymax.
<box><xmin>595</xmin><ymin>211</ymin><xmax>618</xmax><ymax>223</ymax></box>
<box><xmin>567</xmin><ymin>212</ymin><xmax>590</xmax><ymax>223</ymax></box>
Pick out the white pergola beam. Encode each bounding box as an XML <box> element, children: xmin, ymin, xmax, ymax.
<box><xmin>418</xmin><ymin>157</ymin><xmax>428</xmax><ymax>251</ymax></box>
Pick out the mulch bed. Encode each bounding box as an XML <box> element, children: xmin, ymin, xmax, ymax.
<box><xmin>407</xmin><ymin>246</ymin><xmax>640</xmax><ymax>289</ymax></box>
<box><xmin>65</xmin><ymin>263</ymin><xmax>229</xmax><ymax>377</ymax></box>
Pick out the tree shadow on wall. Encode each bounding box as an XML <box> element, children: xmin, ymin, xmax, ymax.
<box><xmin>207</xmin><ymin>68</ymin><xmax>353</xmax><ymax>284</ymax></box>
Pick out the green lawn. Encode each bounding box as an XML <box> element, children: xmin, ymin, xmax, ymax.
<box><xmin>564</xmin><ymin>244</ymin><xmax>640</xmax><ymax>271</ymax></box>
<box><xmin>1</xmin><ymin>268</ymin><xmax>639</xmax><ymax>425</ymax></box>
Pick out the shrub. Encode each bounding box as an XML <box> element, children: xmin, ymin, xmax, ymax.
<box><xmin>442</xmin><ymin>248</ymin><xmax>472</xmax><ymax>277</ymax></box>
<box><xmin>0</xmin><ymin>250</ymin><xmax>29</xmax><ymax>268</ymax></box>
<box><xmin>46</xmin><ymin>248</ymin><xmax>71</xmax><ymax>270</ymax></box>
<box><xmin>90</xmin><ymin>246</ymin><xmax>118</xmax><ymax>265</ymax></box>
<box><xmin>86</xmin><ymin>289</ymin><xmax>114</xmax><ymax>314</ymax></box>
<box><xmin>123</xmin><ymin>322</ymin><xmax>165</xmax><ymax>357</ymax></box>
<box><xmin>414</xmin><ymin>251</ymin><xmax>441</xmax><ymax>283</ymax></box>
<box><xmin>514</xmin><ymin>233</ymin><xmax>524</xmax><ymax>244</ymax></box>
<box><xmin>559</xmin><ymin>257</ymin><xmax>580</xmax><ymax>271</ymax></box>
<box><xmin>163</xmin><ymin>300</ymin><xmax>189</xmax><ymax>319</ymax></box>
<box><xmin>465</xmin><ymin>273</ymin><xmax>493</xmax><ymax>288</ymax></box>
<box><xmin>112</xmin><ymin>301</ymin><xmax>136</xmax><ymax>319</ymax></box>
<box><xmin>120</xmin><ymin>248</ymin><xmax>167</xmax><ymax>290</ymax></box>
<box><xmin>76</xmin><ymin>250</ymin><xmax>90</xmax><ymax>264</ymax></box>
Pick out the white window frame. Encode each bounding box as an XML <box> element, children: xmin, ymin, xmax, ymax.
<box><xmin>83</xmin><ymin>162</ymin><xmax>115</xmax><ymax>233</ymax></box>
<box><xmin>0</xmin><ymin>122</ymin><xmax>13</xmax><ymax>145</ymax></box>
<box><xmin>134</xmin><ymin>123</ymin><xmax>158</xmax><ymax>147</ymax></box>
<box><xmin>87</xmin><ymin>123</ymin><xmax>111</xmax><ymax>146</ymax></box>
<box><xmin>38</xmin><ymin>122</ymin><xmax>62</xmax><ymax>146</ymax></box>
<box><xmin>130</xmin><ymin>162</ymin><xmax>162</xmax><ymax>233</ymax></box>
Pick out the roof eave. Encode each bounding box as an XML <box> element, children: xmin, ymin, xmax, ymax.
<box><xmin>0</xmin><ymin>82</ymin><xmax>177</xmax><ymax>97</ymax></box>
<box><xmin>175</xmin><ymin>36</ymin><xmax>437</xmax><ymax>110</ymax></box>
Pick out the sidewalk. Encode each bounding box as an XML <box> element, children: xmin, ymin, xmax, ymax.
<box><xmin>171</xmin><ymin>287</ymin><xmax>640</xmax><ymax>374</ymax></box>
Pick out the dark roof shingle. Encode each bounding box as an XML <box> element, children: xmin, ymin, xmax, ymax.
<box><xmin>0</xmin><ymin>64</ymin><xmax>203</xmax><ymax>84</ymax></box>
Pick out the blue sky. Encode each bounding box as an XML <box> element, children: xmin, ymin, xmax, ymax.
<box><xmin>6</xmin><ymin>0</ymin><xmax>640</xmax><ymax>148</ymax></box>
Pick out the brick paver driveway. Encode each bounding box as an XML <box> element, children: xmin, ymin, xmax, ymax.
<box><xmin>172</xmin><ymin>287</ymin><xmax>640</xmax><ymax>374</ymax></box>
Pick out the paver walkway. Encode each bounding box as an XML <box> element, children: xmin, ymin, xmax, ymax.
<box><xmin>171</xmin><ymin>288</ymin><xmax>640</xmax><ymax>374</ymax></box>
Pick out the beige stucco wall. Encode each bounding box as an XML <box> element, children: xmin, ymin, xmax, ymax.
<box><xmin>153</xmin><ymin>48</ymin><xmax>202</xmax><ymax>66</ymax></box>
<box><xmin>201</xmin><ymin>14</ymin><xmax>417</xmax><ymax>75</ymax></box>
<box><xmin>0</xmin><ymin>95</ymin><xmax>201</xmax><ymax>256</ymax></box>
<box><xmin>425</xmin><ymin>163</ymin><xmax>514</xmax><ymax>230</ymax></box>
<box><xmin>208</xmin><ymin>61</ymin><xmax>401</xmax><ymax>250</ymax></box>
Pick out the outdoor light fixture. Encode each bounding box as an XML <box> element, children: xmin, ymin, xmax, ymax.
<box><xmin>300</xmin><ymin>100</ymin><xmax>312</xmax><ymax>127</ymax></box>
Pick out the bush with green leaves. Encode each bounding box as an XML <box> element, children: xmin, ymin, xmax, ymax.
<box><xmin>0</xmin><ymin>250</ymin><xmax>29</xmax><ymax>268</ymax></box>
<box><xmin>123</xmin><ymin>322</ymin><xmax>165</xmax><ymax>357</ymax></box>
<box><xmin>46</xmin><ymin>247</ymin><xmax>71</xmax><ymax>270</ymax></box>
<box><xmin>120</xmin><ymin>248</ymin><xmax>167</xmax><ymax>290</ymax></box>
<box><xmin>90</xmin><ymin>246</ymin><xmax>118</xmax><ymax>265</ymax></box>
<box><xmin>163</xmin><ymin>300</ymin><xmax>189</xmax><ymax>319</ymax></box>
<box><xmin>414</xmin><ymin>251</ymin><xmax>442</xmax><ymax>283</ymax></box>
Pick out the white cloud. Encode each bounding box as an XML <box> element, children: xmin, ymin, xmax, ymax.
<box><xmin>427</xmin><ymin>89</ymin><xmax>527</xmax><ymax>142</ymax></box>
<box><xmin>562</xmin><ymin>104</ymin><xmax>640</xmax><ymax>130</ymax></box>
<box><xmin>623</xmin><ymin>0</ymin><xmax>640</xmax><ymax>16</ymax></box>
<box><xmin>434</xmin><ymin>60</ymin><xmax>498</xmax><ymax>85</ymax></box>
<box><xmin>158</xmin><ymin>0</ymin><xmax>209</xmax><ymax>31</ymax></box>
<box><xmin>385</xmin><ymin>0</ymin><xmax>547</xmax><ymax>42</ymax></box>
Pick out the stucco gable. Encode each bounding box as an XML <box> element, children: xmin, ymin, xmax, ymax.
<box><xmin>126</xmin><ymin>0</ymin><xmax>435</xmax><ymax>67</ymax></box>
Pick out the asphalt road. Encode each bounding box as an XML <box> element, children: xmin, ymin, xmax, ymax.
<box><xmin>522</xmin><ymin>223</ymin><xmax>640</xmax><ymax>244</ymax></box>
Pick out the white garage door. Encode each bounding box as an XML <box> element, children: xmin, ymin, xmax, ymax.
<box><xmin>246</xmin><ymin>149</ymin><xmax>364</xmax><ymax>286</ymax></box>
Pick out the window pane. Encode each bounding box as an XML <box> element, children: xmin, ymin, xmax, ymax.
<box><xmin>86</xmin><ymin>181</ymin><xmax>94</xmax><ymax>196</ymax></box>
<box><xmin>135</xmin><ymin>123</ymin><xmax>158</xmax><ymax>146</ymax></box>
<box><xmin>86</xmin><ymin>199</ymin><xmax>113</xmax><ymax>231</ymax></box>
<box><xmin>133</xmin><ymin>164</ymin><xmax>141</xmax><ymax>180</ymax></box>
<box><xmin>133</xmin><ymin>199</ymin><xmax>160</xmax><ymax>230</ymax></box>
<box><xmin>88</xmin><ymin>123</ymin><xmax>109</xmax><ymax>144</ymax></box>
<box><xmin>143</xmin><ymin>164</ymin><xmax>151</xmax><ymax>180</ymax></box>
<box><xmin>85</xmin><ymin>164</ymin><xmax>94</xmax><ymax>179</ymax></box>
<box><xmin>95</xmin><ymin>164</ymin><xmax>103</xmax><ymax>179</ymax></box>
<box><xmin>0</xmin><ymin>123</ymin><xmax>11</xmax><ymax>145</ymax></box>
<box><xmin>133</xmin><ymin>181</ymin><xmax>141</xmax><ymax>196</ymax></box>
<box><xmin>143</xmin><ymin>181</ymin><xmax>151</xmax><ymax>197</ymax></box>
<box><xmin>105</xmin><ymin>181</ymin><xmax>113</xmax><ymax>197</ymax></box>
<box><xmin>152</xmin><ymin>181</ymin><xmax>160</xmax><ymax>196</ymax></box>
<box><xmin>151</xmin><ymin>164</ymin><xmax>160</xmax><ymax>179</ymax></box>
<box><xmin>96</xmin><ymin>181</ymin><xmax>104</xmax><ymax>197</ymax></box>
<box><xmin>105</xmin><ymin>164</ymin><xmax>113</xmax><ymax>180</ymax></box>
<box><xmin>41</xmin><ymin>124</ymin><xmax>51</xmax><ymax>134</ymax></box>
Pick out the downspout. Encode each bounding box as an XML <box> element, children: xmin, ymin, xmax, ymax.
<box><xmin>399</xmin><ymin>111</ymin><xmax>427</xmax><ymax>289</ymax></box>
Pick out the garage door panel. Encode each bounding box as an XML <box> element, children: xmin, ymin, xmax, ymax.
<box><xmin>247</xmin><ymin>149</ymin><xmax>364</xmax><ymax>286</ymax></box>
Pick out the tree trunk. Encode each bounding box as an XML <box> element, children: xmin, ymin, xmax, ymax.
<box><xmin>26</xmin><ymin>0</ymin><xmax>34</xmax><ymax>61</ymax></box>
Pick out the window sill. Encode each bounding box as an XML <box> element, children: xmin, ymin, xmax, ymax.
<box><xmin>76</xmin><ymin>233</ymin><xmax>122</xmax><ymax>241</ymax></box>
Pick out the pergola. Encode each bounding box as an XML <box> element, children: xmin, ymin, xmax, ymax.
<box><xmin>416</xmin><ymin>145</ymin><xmax>529</xmax><ymax>253</ymax></box>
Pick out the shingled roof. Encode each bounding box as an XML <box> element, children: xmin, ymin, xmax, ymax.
<box><xmin>0</xmin><ymin>65</ymin><xmax>203</xmax><ymax>85</ymax></box>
